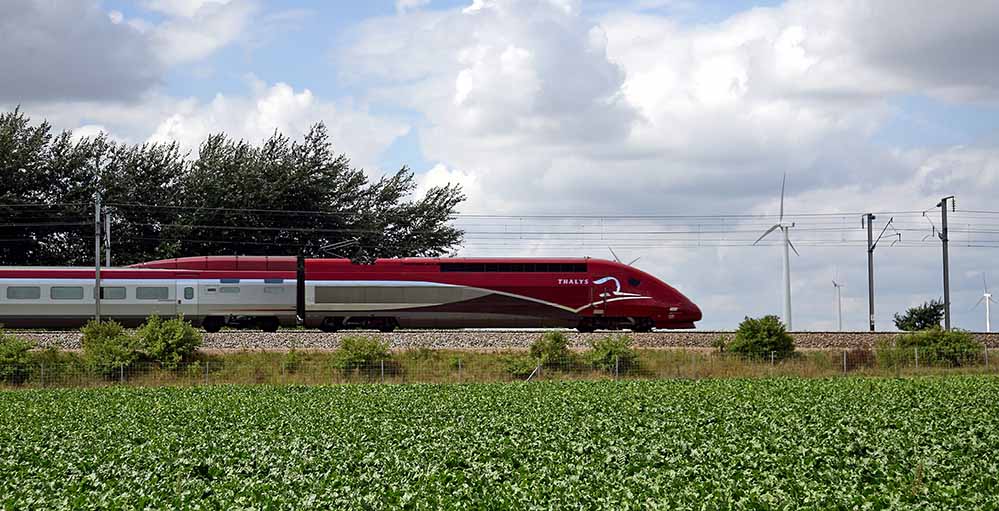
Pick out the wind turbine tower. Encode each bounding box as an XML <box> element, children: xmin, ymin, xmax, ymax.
<box><xmin>832</xmin><ymin>278</ymin><xmax>845</xmax><ymax>332</ymax></box>
<box><xmin>974</xmin><ymin>273</ymin><xmax>995</xmax><ymax>332</ymax></box>
<box><xmin>754</xmin><ymin>174</ymin><xmax>799</xmax><ymax>330</ymax></box>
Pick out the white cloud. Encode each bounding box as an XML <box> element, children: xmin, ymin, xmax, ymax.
<box><xmin>341</xmin><ymin>0</ymin><xmax>999</xmax><ymax>330</ymax></box>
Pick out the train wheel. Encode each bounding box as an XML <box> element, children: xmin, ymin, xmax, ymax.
<box><xmin>377</xmin><ymin>319</ymin><xmax>397</xmax><ymax>333</ymax></box>
<box><xmin>576</xmin><ymin>319</ymin><xmax>595</xmax><ymax>333</ymax></box>
<box><xmin>632</xmin><ymin>318</ymin><xmax>654</xmax><ymax>333</ymax></box>
<box><xmin>319</xmin><ymin>318</ymin><xmax>338</xmax><ymax>333</ymax></box>
<box><xmin>202</xmin><ymin>317</ymin><xmax>223</xmax><ymax>333</ymax></box>
<box><xmin>258</xmin><ymin>317</ymin><xmax>279</xmax><ymax>333</ymax></box>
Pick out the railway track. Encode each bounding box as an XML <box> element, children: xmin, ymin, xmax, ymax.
<box><xmin>15</xmin><ymin>329</ymin><xmax>999</xmax><ymax>351</ymax></box>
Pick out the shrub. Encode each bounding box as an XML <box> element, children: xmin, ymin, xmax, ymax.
<box><xmin>331</xmin><ymin>336</ymin><xmax>392</xmax><ymax>373</ymax></box>
<box><xmin>893</xmin><ymin>300</ymin><xmax>944</xmax><ymax>331</ymax></box>
<box><xmin>529</xmin><ymin>331</ymin><xmax>573</xmax><ymax>367</ymax></box>
<box><xmin>503</xmin><ymin>355</ymin><xmax>538</xmax><ymax>379</ymax></box>
<box><xmin>135</xmin><ymin>315</ymin><xmax>203</xmax><ymax>370</ymax></box>
<box><xmin>282</xmin><ymin>350</ymin><xmax>303</xmax><ymax>374</ymax></box>
<box><xmin>81</xmin><ymin>320</ymin><xmax>141</xmax><ymax>376</ymax></box>
<box><xmin>881</xmin><ymin>327</ymin><xmax>983</xmax><ymax>367</ymax></box>
<box><xmin>0</xmin><ymin>329</ymin><xmax>33</xmax><ymax>385</ymax></box>
<box><xmin>586</xmin><ymin>334</ymin><xmax>638</xmax><ymax>373</ymax></box>
<box><xmin>727</xmin><ymin>315</ymin><xmax>794</xmax><ymax>359</ymax></box>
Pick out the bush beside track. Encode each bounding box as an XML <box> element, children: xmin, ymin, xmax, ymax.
<box><xmin>13</xmin><ymin>329</ymin><xmax>999</xmax><ymax>351</ymax></box>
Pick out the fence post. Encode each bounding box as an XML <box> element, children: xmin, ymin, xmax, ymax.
<box><xmin>119</xmin><ymin>364</ymin><xmax>124</xmax><ymax>383</ymax></box>
<box><xmin>914</xmin><ymin>347</ymin><xmax>919</xmax><ymax>368</ymax></box>
<box><xmin>458</xmin><ymin>358</ymin><xmax>462</xmax><ymax>382</ymax></box>
<box><xmin>770</xmin><ymin>351</ymin><xmax>775</xmax><ymax>366</ymax></box>
<box><xmin>204</xmin><ymin>360</ymin><xmax>209</xmax><ymax>385</ymax></box>
<box><xmin>985</xmin><ymin>348</ymin><xmax>990</xmax><ymax>368</ymax></box>
<box><xmin>615</xmin><ymin>355</ymin><xmax>619</xmax><ymax>380</ymax></box>
<box><xmin>843</xmin><ymin>350</ymin><xmax>847</xmax><ymax>374</ymax></box>
<box><xmin>381</xmin><ymin>359</ymin><xmax>385</xmax><ymax>383</ymax></box>
<box><xmin>40</xmin><ymin>362</ymin><xmax>45</xmax><ymax>387</ymax></box>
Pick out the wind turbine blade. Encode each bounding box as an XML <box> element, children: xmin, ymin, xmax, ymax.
<box><xmin>779</xmin><ymin>173</ymin><xmax>786</xmax><ymax>223</ymax></box>
<box><xmin>974</xmin><ymin>296</ymin><xmax>985</xmax><ymax>309</ymax></box>
<box><xmin>608</xmin><ymin>247</ymin><xmax>621</xmax><ymax>263</ymax></box>
<box><xmin>754</xmin><ymin>224</ymin><xmax>780</xmax><ymax>245</ymax></box>
<box><xmin>627</xmin><ymin>257</ymin><xmax>641</xmax><ymax>266</ymax></box>
<box><xmin>787</xmin><ymin>237</ymin><xmax>800</xmax><ymax>256</ymax></box>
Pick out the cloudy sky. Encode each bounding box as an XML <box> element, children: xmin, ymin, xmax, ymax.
<box><xmin>5</xmin><ymin>0</ymin><xmax>999</xmax><ymax>331</ymax></box>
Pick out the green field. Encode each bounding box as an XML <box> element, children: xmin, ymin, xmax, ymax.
<box><xmin>3</xmin><ymin>378</ymin><xmax>999</xmax><ymax>509</ymax></box>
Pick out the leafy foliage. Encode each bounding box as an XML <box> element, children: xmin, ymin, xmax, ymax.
<box><xmin>529</xmin><ymin>331</ymin><xmax>572</xmax><ymax>367</ymax></box>
<box><xmin>894</xmin><ymin>299</ymin><xmax>945</xmax><ymax>331</ymax></box>
<box><xmin>878</xmin><ymin>326</ymin><xmax>983</xmax><ymax>367</ymax></box>
<box><xmin>134</xmin><ymin>315</ymin><xmax>202</xmax><ymax>370</ymax></box>
<box><xmin>80</xmin><ymin>320</ymin><xmax>141</xmax><ymax>375</ymax></box>
<box><xmin>2</xmin><ymin>378</ymin><xmax>999</xmax><ymax>508</ymax></box>
<box><xmin>0</xmin><ymin>109</ymin><xmax>465</xmax><ymax>265</ymax></box>
<box><xmin>586</xmin><ymin>334</ymin><xmax>638</xmax><ymax>372</ymax></box>
<box><xmin>0</xmin><ymin>329</ymin><xmax>32</xmax><ymax>384</ymax></box>
<box><xmin>502</xmin><ymin>355</ymin><xmax>538</xmax><ymax>378</ymax></box>
<box><xmin>330</xmin><ymin>336</ymin><xmax>392</xmax><ymax>373</ymax></box>
<box><xmin>727</xmin><ymin>315</ymin><xmax>795</xmax><ymax>359</ymax></box>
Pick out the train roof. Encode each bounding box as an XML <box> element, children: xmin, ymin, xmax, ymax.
<box><xmin>129</xmin><ymin>255</ymin><xmax>610</xmax><ymax>272</ymax></box>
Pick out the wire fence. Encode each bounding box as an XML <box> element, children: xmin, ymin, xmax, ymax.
<box><xmin>1</xmin><ymin>348</ymin><xmax>996</xmax><ymax>389</ymax></box>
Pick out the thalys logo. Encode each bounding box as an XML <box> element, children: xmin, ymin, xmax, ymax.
<box><xmin>593</xmin><ymin>276</ymin><xmax>642</xmax><ymax>298</ymax></box>
<box><xmin>557</xmin><ymin>278</ymin><xmax>589</xmax><ymax>285</ymax></box>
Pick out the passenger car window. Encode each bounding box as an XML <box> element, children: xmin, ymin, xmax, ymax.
<box><xmin>6</xmin><ymin>286</ymin><xmax>41</xmax><ymax>300</ymax></box>
<box><xmin>50</xmin><ymin>286</ymin><xmax>84</xmax><ymax>300</ymax></box>
<box><xmin>136</xmin><ymin>287</ymin><xmax>169</xmax><ymax>300</ymax></box>
<box><xmin>95</xmin><ymin>287</ymin><xmax>126</xmax><ymax>300</ymax></box>
<box><xmin>263</xmin><ymin>287</ymin><xmax>284</xmax><ymax>295</ymax></box>
<box><xmin>220</xmin><ymin>287</ymin><xmax>240</xmax><ymax>294</ymax></box>
<box><xmin>184</xmin><ymin>287</ymin><xmax>194</xmax><ymax>300</ymax></box>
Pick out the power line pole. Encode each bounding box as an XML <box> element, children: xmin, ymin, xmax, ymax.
<box><xmin>94</xmin><ymin>192</ymin><xmax>102</xmax><ymax>322</ymax></box>
<box><xmin>865</xmin><ymin>213</ymin><xmax>875</xmax><ymax>332</ymax></box>
<box><xmin>938</xmin><ymin>196</ymin><xmax>955</xmax><ymax>330</ymax></box>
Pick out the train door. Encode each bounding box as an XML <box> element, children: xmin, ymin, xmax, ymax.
<box><xmin>176</xmin><ymin>280</ymin><xmax>198</xmax><ymax>320</ymax></box>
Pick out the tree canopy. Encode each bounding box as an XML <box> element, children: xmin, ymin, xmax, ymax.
<box><xmin>0</xmin><ymin>109</ymin><xmax>464</xmax><ymax>266</ymax></box>
<box><xmin>893</xmin><ymin>299</ymin><xmax>945</xmax><ymax>331</ymax></box>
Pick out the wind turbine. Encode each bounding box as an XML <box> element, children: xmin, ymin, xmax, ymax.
<box><xmin>754</xmin><ymin>173</ymin><xmax>798</xmax><ymax>330</ymax></box>
<box><xmin>832</xmin><ymin>271</ymin><xmax>845</xmax><ymax>332</ymax></box>
<box><xmin>973</xmin><ymin>273</ymin><xmax>995</xmax><ymax>332</ymax></box>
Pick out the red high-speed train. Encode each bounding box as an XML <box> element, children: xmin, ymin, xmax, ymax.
<box><xmin>0</xmin><ymin>256</ymin><xmax>701</xmax><ymax>332</ymax></box>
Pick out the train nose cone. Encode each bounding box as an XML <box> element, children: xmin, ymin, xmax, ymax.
<box><xmin>687</xmin><ymin>301</ymin><xmax>702</xmax><ymax>322</ymax></box>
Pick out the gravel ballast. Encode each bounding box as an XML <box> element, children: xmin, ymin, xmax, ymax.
<box><xmin>17</xmin><ymin>330</ymin><xmax>999</xmax><ymax>351</ymax></box>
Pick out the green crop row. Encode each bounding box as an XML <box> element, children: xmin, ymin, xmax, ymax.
<box><xmin>3</xmin><ymin>377</ymin><xmax>999</xmax><ymax>509</ymax></box>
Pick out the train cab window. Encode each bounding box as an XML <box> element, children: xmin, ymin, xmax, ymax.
<box><xmin>184</xmin><ymin>287</ymin><xmax>194</xmax><ymax>300</ymax></box>
<box><xmin>95</xmin><ymin>287</ymin><xmax>126</xmax><ymax>300</ymax></box>
<box><xmin>263</xmin><ymin>287</ymin><xmax>284</xmax><ymax>295</ymax></box>
<box><xmin>220</xmin><ymin>287</ymin><xmax>240</xmax><ymax>294</ymax></box>
<box><xmin>136</xmin><ymin>287</ymin><xmax>169</xmax><ymax>300</ymax></box>
<box><xmin>50</xmin><ymin>286</ymin><xmax>84</xmax><ymax>300</ymax></box>
<box><xmin>440</xmin><ymin>262</ymin><xmax>587</xmax><ymax>273</ymax></box>
<box><xmin>6</xmin><ymin>286</ymin><xmax>40</xmax><ymax>300</ymax></box>
<box><xmin>628</xmin><ymin>278</ymin><xmax>641</xmax><ymax>287</ymax></box>
<box><xmin>220</xmin><ymin>278</ymin><xmax>240</xmax><ymax>284</ymax></box>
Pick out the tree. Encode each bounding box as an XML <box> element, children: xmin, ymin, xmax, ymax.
<box><xmin>726</xmin><ymin>315</ymin><xmax>795</xmax><ymax>359</ymax></box>
<box><xmin>0</xmin><ymin>110</ymin><xmax>465</xmax><ymax>265</ymax></box>
<box><xmin>893</xmin><ymin>300</ymin><xmax>944</xmax><ymax>331</ymax></box>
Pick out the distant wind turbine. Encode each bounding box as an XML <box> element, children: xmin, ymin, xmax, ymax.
<box><xmin>754</xmin><ymin>173</ymin><xmax>798</xmax><ymax>330</ymax></box>
<box><xmin>973</xmin><ymin>273</ymin><xmax>995</xmax><ymax>332</ymax></box>
<box><xmin>832</xmin><ymin>270</ymin><xmax>845</xmax><ymax>332</ymax></box>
